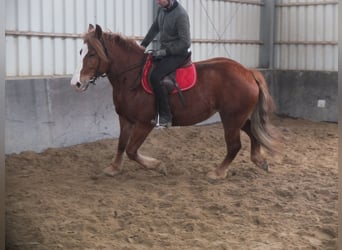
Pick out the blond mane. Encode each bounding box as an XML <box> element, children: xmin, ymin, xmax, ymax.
<box><xmin>83</xmin><ymin>31</ymin><xmax>109</xmax><ymax>62</ymax></box>
<box><xmin>83</xmin><ymin>30</ymin><xmax>143</xmax><ymax>61</ymax></box>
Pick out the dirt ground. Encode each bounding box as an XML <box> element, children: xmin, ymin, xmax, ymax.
<box><xmin>5</xmin><ymin>116</ymin><xmax>338</xmax><ymax>250</ymax></box>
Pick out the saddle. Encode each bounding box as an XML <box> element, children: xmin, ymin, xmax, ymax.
<box><xmin>141</xmin><ymin>53</ymin><xmax>197</xmax><ymax>99</ymax></box>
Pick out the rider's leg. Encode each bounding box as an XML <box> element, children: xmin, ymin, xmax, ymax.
<box><xmin>149</xmin><ymin>55</ymin><xmax>187</xmax><ymax>127</ymax></box>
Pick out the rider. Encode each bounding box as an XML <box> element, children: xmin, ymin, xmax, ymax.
<box><xmin>141</xmin><ymin>0</ymin><xmax>191</xmax><ymax>128</ymax></box>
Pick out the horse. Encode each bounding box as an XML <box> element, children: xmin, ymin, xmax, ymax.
<box><xmin>71</xmin><ymin>24</ymin><xmax>279</xmax><ymax>180</ymax></box>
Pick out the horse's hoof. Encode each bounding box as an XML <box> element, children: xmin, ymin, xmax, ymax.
<box><xmin>259</xmin><ymin>161</ymin><xmax>269</xmax><ymax>172</ymax></box>
<box><xmin>102</xmin><ymin>167</ymin><xmax>121</xmax><ymax>177</ymax></box>
<box><xmin>159</xmin><ymin>166</ymin><xmax>167</xmax><ymax>176</ymax></box>
<box><xmin>158</xmin><ymin>164</ymin><xmax>167</xmax><ymax>176</ymax></box>
<box><xmin>206</xmin><ymin>170</ymin><xmax>226</xmax><ymax>180</ymax></box>
<box><xmin>90</xmin><ymin>172</ymin><xmax>105</xmax><ymax>180</ymax></box>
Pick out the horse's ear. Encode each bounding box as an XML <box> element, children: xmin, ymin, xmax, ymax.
<box><xmin>95</xmin><ymin>24</ymin><xmax>103</xmax><ymax>39</ymax></box>
<box><xmin>88</xmin><ymin>24</ymin><xmax>95</xmax><ymax>32</ymax></box>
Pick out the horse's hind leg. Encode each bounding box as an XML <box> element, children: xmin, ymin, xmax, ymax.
<box><xmin>207</xmin><ymin>125</ymin><xmax>242</xmax><ymax>180</ymax></box>
<box><xmin>241</xmin><ymin>119</ymin><xmax>268</xmax><ymax>171</ymax></box>
<box><xmin>103</xmin><ymin>116</ymin><xmax>132</xmax><ymax>176</ymax></box>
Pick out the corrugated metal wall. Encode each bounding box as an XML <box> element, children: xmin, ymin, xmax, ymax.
<box><xmin>274</xmin><ymin>0</ymin><xmax>338</xmax><ymax>71</ymax></box>
<box><xmin>5</xmin><ymin>0</ymin><xmax>338</xmax><ymax>78</ymax></box>
<box><xmin>180</xmin><ymin>0</ymin><xmax>262</xmax><ymax>65</ymax></box>
<box><xmin>5</xmin><ymin>0</ymin><xmax>262</xmax><ymax>78</ymax></box>
<box><xmin>5</xmin><ymin>0</ymin><xmax>153</xmax><ymax>78</ymax></box>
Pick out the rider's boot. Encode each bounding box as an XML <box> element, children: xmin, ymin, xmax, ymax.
<box><xmin>153</xmin><ymin>84</ymin><xmax>172</xmax><ymax>128</ymax></box>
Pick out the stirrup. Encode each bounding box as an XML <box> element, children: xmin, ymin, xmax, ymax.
<box><xmin>151</xmin><ymin>115</ymin><xmax>172</xmax><ymax>128</ymax></box>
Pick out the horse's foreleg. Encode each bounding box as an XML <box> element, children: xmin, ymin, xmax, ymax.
<box><xmin>125</xmin><ymin>124</ymin><xmax>166</xmax><ymax>175</ymax></box>
<box><xmin>241</xmin><ymin>120</ymin><xmax>269</xmax><ymax>171</ymax></box>
<box><xmin>207</xmin><ymin>127</ymin><xmax>242</xmax><ymax>180</ymax></box>
<box><xmin>103</xmin><ymin>116</ymin><xmax>132</xmax><ymax>177</ymax></box>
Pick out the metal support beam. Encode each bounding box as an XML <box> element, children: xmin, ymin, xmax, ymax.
<box><xmin>259</xmin><ymin>0</ymin><xmax>275</xmax><ymax>69</ymax></box>
<box><xmin>276</xmin><ymin>0</ymin><xmax>338</xmax><ymax>7</ymax></box>
<box><xmin>222</xmin><ymin>0</ymin><xmax>263</xmax><ymax>5</ymax></box>
<box><xmin>192</xmin><ymin>38</ymin><xmax>262</xmax><ymax>45</ymax></box>
<box><xmin>0</xmin><ymin>0</ymin><xmax>5</xmax><ymax>248</ymax></box>
<box><xmin>338</xmin><ymin>1</ymin><xmax>342</xmax><ymax>249</ymax></box>
<box><xmin>151</xmin><ymin>0</ymin><xmax>159</xmax><ymax>50</ymax></box>
<box><xmin>5</xmin><ymin>30</ymin><xmax>145</xmax><ymax>42</ymax></box>
<box><xmin>5</xmin><ymin>30</ymin><xmax>82</xmax><ymax>39</ymax></box>
<box><xmin>274</xmin><ymin>41</ymin><xmax>338</xmax><ymax>46</ymax></box>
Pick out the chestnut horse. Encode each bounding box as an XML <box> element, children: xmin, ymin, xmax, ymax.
<box><xmin>71</xmin><ymin>24</ymin><xmax>278</xmax><ymax>180</ymax></box>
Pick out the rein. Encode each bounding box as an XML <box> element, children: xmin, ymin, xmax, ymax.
<box><xmin>114</xmin><ymin>56</ymin><xmax>147</xmax><ymax>81</ymax></box>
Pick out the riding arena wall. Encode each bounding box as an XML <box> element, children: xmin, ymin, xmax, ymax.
<box><xmin>4</xmin><ymin>0</ymin><xmax>338</xmax><ymax>153</ymax></box>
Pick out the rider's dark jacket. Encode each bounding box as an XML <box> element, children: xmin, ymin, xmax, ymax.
<box><xmin>141</xmin><ymin>1</ymin><xmax>191</xmax><ymax>56</ymax></box>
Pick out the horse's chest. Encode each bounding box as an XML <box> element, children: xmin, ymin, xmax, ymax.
<box><xmin>112</xmin><ymin>94</ymin><xmax>131</xmax><ymax>117</ymax></box>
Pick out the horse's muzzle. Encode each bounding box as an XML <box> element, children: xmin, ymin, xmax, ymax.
<box><xmin>71</xmin><ymin>81</ymin><xmax>89</xmax><ymax>92</ymax></box>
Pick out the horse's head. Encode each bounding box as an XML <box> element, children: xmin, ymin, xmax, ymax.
<box><xmin>71</xmin><ymin>24</ymin><xmax>109</xmax><ymax>92</ymax></box>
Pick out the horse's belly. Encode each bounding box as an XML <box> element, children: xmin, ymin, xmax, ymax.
<box><xmin>172</xmin><ymin>106</ymin><xmax>217</xmax><ymax>126</ymax></box>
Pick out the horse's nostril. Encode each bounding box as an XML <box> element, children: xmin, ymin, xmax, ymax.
<box><xmin>76</xmin><ymin>82</ymin><xmax>81</xmax><ymax>88</ymax></box>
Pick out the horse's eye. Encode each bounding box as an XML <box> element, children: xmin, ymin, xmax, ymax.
<box><xmin>79</xmin><ymin>49</ymin><xmax>82</xmax><ymax>55</ymax></box>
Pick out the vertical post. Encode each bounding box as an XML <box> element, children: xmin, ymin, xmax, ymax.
<box><xmin>338</xmin><ymin>1</ymin><xmax>342</xmax><ymax>249</ymax></box>
<box><xmin>259</xmin><ymin>0</ymin><xmax>275</xmax><ymax>69</ymax></box>
<box><xmin>0</xmin><ymin>0</ymin><xmax>5</xmax><ymax>248</ymax></box>
<box><xmin>151</xmin><ymin>0</ymin><xmax>159</xmax><ymax>50</ymax></box>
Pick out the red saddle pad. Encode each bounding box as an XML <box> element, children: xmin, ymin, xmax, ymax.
<box><xmin>141</xmin><ymin>54</ymin><xmax>197</xmax><ymax>95</ymax></box>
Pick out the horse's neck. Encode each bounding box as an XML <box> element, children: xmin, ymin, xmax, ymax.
<box><xmin>105</xmin><ymin>39</ymin><xmax>145</xmax><ymax>91</ymax></box>
<box><xmin>108</xmin><ymin>52</ymin><xmax>144</xmax><ymax>79</ymax></box>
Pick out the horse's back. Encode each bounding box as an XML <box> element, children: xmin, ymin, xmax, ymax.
<box><xmin>195</xmin><ymin>57</ymin><xmax>257</xmax><ymax>89</ymax></box>
<box><xmin>195</xmin><ymin>57</ymin><xmax>244</xmax><ymax>67</ymax></box>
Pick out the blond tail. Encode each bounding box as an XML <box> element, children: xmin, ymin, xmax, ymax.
<box><xmin>250</xmin><ymin>69</ymin><xmax>280</xmax><ymax>154</ymax></box>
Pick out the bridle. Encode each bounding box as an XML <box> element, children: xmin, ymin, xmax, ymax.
<box><xmin>89</xmin><ymin>37</ymin><xmax>109</xmax><ymax>85</ymax></box>
<box><xmin>88</xmin><ymin>36</ymin><xmax>147</xmax><ymax>88</ymax></box>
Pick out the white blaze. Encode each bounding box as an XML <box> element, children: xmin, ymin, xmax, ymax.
<box><xmin>71</xmin><ymin>43</ymin><xmax>89</xmax><ymax>87</ymax></box>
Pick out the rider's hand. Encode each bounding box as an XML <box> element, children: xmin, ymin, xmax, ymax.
<box><xmin>152</xmin><ymin>49</ymin><xmax>167</xmax><ymax>60</ymax></box>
